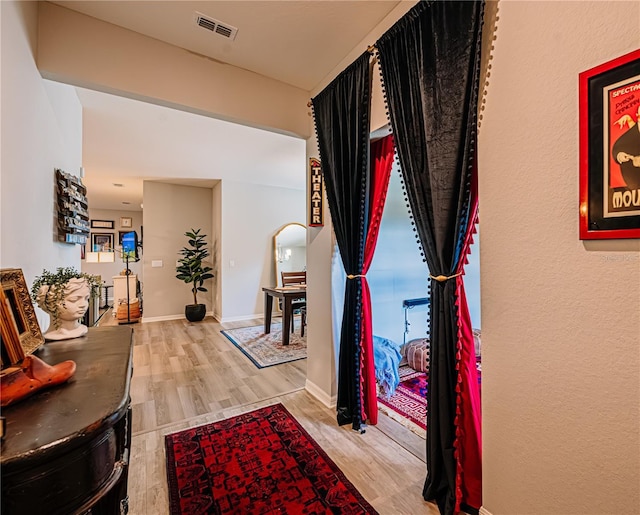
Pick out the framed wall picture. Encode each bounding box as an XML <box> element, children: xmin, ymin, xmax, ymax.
<box><xmin>0</xmin><ymin>268</ymin><xmax>44</xmax><ymax>364</ymax></box>
<box><xmin>120</xmin><ymin>217</ymin><xmax>133</xmax><ymax>228</ymax></box>
<box><xmin>90</xmin><ymin>219</ymin><xmax>114</xmax><ymax>229</ymax></box>
<box><xmin>579</xmin><ymin>49</ymin><xmax>640</xmax><ymax>239</ymax></box>
<box><xmin>91</xmin><ymin>232</ymin><xmax>114</xmax><ymax>251</ymax></box>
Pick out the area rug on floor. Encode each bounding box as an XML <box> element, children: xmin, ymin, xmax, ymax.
<box><xmin>221</xmin><ymin>323</ymin><xmax>306</xmax><ymax>368</ymax></box>
<box><xmin>165</xmin><ymin>403</ymin><xmax>378</xmax><ymax>515</ymax></box>
<box><xmin>377</xmin><ymin>361</ymin><xmax>482</xmax><ymax>438</ymax></box>
<box><xmin>377</xmin><ymin>365</ymin><xmax>427</xmax><ymax>438</ymax></box>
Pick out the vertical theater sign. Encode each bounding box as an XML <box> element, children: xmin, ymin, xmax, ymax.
<box><xmin>309</xmin><ymin>158</ymin><xmax>324</xmax><ymax>227</ymax></box>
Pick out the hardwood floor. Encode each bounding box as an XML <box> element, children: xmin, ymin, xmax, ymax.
<box><xmin>122</xmin><ymin>316</ymin><xmax>436</xmax><ymax>515</ymax></box>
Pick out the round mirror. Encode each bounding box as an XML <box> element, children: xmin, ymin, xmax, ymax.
<box><xmin>273</xmin><ymin>223</ymin><xmax>306</xmax><ymax>286</ymax></box>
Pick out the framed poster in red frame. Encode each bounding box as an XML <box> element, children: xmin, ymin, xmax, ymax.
<box><xmin>579</xmin><ymin>49</ymin><xmax>640</xmax><ymax>240</ymax></box>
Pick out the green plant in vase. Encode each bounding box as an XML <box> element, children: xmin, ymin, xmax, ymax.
<box><xmin>31</xmin><ymin>267</ymin><xmax>101</xmax><ymax>340</ymax></box>
<box><xmin>176</xmin><ymin>229</ymin><xmax>214</xmax><ymax>322</ymax></box>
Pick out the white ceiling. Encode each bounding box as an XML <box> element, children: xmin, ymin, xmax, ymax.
<box><xmin>48</xmin><ymin>1</ymin><xmax>405</xmax><ymax>211</ymax></box>
<box><xmin>52</xmin><ymin>1</ymin><xmax>401</xmax><ymax>91</ymax></box>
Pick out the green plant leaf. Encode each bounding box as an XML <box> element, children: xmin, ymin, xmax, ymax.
<box><xmin>175</xmin><ymin>228</ymin><xmax>214</xmax><ymax>305</ymax></box>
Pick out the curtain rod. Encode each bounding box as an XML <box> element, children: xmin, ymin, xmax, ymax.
<box><xmin>307</xmin><ymin>45</ymin><xmax>378</xmax><ymax>107</ymax></box>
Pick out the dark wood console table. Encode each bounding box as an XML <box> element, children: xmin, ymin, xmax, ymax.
<box><xmin>1</xmin><ymin>326</ymin><xmax>134</xmax><ymax>515</ymax></box>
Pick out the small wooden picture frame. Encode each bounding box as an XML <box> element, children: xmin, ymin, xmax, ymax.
<box><xmin>90</xmin><ymin>219</ymin><xmax>114</xmax><ymax>229</ymax></box>
<box><xmin>120</xmin><ymin>217</ymin><xmax>133</xmax><ymax>228</ymax></box>
<box><xmin>1</xmin><ymin>268</ymin><xmax>44</xmax><ymax>366</ymax></box>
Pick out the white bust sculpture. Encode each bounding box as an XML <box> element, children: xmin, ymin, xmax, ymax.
<box><xmin>36</xmin><ymin>277</ymin><xmax>90</xmax><ymax>340</ymax></box>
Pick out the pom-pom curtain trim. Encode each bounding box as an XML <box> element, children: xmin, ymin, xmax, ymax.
<box><xmin>311</xmin><ymin>1</ymin><xmax>484</xmax><ymax>512</ymax></box>
<box><xmin>376</xmin><ymin>1</ymin><xmax>485</xmax><ymax>513</ymax></box>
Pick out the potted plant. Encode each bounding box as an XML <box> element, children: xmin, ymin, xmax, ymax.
<box><xmin>31</xmin><ymin>267</ymin><xmax>102</xmax><ymax>340</ymax></box>
<box><xmin>176</xmin><ymin>228</ymin><xmax>214</xmax><ymax>322</ymax></box>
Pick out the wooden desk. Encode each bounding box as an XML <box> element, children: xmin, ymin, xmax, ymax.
<box><xmin>262</xmin><ymin>286</ymin><xmax>306</xmax><ymax>346</ymax></box>
<box><xmin>1</xmin><ymin>326</ymin><xmax>134</xmax><ymax>515</ymax></box>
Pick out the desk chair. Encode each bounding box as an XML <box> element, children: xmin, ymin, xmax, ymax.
<box><xmin>281</xmin><ymin>271</ymin><xmax>306</xmax><ymax>286</ymax></box>
<box><xmin>281</xmin><ymin>271</ymin><xmax>306</xmax><ymax>334</ymax></box>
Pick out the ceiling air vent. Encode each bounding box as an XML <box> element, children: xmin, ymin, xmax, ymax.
<box><xmin>194</xmin><ymin>12</ymin><xmax>238</xmax><ymax>41</ymax></box>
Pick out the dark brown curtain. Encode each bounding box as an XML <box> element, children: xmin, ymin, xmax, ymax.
<box><xmin>376</xmin><ymin>1</ymin><xmax>484</xmax><ymax>514</ymax></box>
<box><xmin>311</xmin><ymin>52</ymin><xmax>372</xmax><ymax>430</ymax></box>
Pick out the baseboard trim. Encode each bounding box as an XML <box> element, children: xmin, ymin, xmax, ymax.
<box><xmin>141</xmin><ymin>311</ymin><xmax>215</xmax><ymax>324</ymax></box>
<box><xmin>217</xmin><ymin>313</ymin><xmax>263</xmax><ymax>324</ymax></box>
<box><xmin>305</xmin><ymin>379</ymin><xmax>336</xmax><ymax>408</ymax></box>
<box><xmin>141</xmin><ymin>314</ymin><xmax>184</xmax><ymax>323</ymax></box>
<box><xmin>479</xmin><ymin>507</ymin><xmax>493</xmax><ymax>515</ymax></box>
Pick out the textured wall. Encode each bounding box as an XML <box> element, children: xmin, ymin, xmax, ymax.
<box><xmin>142</xmin><ymin>182</ymin><xmax>213</xmax><ymax>319</ymax></box>
<box><xmin>479</xmin><ymin>2</ymin><xmax>640</xmax><ymax>513</ymax></box>
<box><xmin>37</xmin><ymin>2</ymin><xmax>310</xmax><ymax>138</ymax></box>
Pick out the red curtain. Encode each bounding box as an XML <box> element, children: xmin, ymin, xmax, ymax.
<box><xmin>359</xmin><ymin>135</ymin><xmax>395</xmax><ymax>425</ymax></box>
<box><xmin>454</xmin><ymin>277</ymin><xmax>482</xmax><ymax>510</ymax></box>
<box><xmin>454</xmin><ymin>170</ymin><xmax>482</xmax><ymax>511</ymax></box>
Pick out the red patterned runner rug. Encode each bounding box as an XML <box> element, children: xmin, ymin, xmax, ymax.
<box><xmin>165</xmin><ymin>403</ymin><xmax>378</xmax><ymax>514</ymax></box>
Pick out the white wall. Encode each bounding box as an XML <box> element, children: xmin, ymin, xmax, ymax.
<box><xmin>480</xmin><ymin>2</ymin><xmax>640</xmax><ymax>514</ymax></box>
<box><xmin>1</xmin><ymin>2</ymin><xmax>83</xmax><ymax>331</ymax></box>
<box><xmin>219</xmin><ymin>180</ymin><xmax>305</xmax><ymax>321</ymax></box>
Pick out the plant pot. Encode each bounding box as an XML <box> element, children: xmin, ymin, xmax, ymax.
<box><xmin>185</xmin><ymin>304</ymin><xmax>206</xmax><ymax>322</ymax></box>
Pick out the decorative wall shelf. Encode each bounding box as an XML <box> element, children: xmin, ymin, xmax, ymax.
<box><xmin>55</xmin><ymin>168</ymin><xmax>89</xmax><ymax>245</ymax></box>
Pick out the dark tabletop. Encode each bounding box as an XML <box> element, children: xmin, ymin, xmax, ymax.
<box><xmin>0</xmin><ymin>325</ymin><xmax>133</xmax><ymax>469</ymax></box>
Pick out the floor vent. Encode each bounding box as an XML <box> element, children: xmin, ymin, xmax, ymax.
<box><xmin>194</xmin><ymin>12</ymin><xmax>238</xmax><ymax>41</ymax></box>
